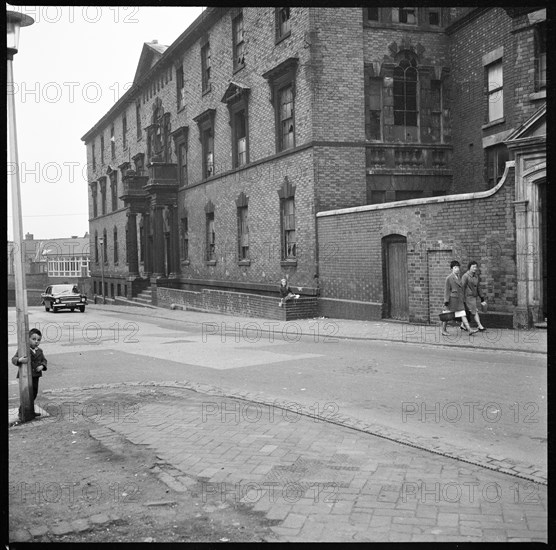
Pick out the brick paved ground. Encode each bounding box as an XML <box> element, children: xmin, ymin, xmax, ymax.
<box><xmin>87</xmin><ymin>386</ymin><xmax>547</xmax><ymax>543</ymax></box>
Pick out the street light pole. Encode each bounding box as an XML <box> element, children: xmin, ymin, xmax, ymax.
<box><xmin>99</xmin><ymin>237</ymin><xmax>106</xmax><ymax>304</ymax></box>
<box><xmin>7</xmin><ymin>10</ymin><xmax>35</xmax><ymax>422</ymax></box>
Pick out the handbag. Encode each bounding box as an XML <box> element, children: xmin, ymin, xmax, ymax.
<box><xmin>439</xmin><ymin>310</ymin><xmax>456</xmax><ymax>322</ymax></box>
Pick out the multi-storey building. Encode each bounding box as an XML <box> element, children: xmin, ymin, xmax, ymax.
<box><xmin>81</xmin><ymin>7</ymin><xmax>546</xmax><ymax>327</ymax></box>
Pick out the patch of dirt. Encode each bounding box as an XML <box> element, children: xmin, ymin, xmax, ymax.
<box><xmin>9</xmin><ymin>391</ymin><xmax>277</xmax><ymax>543</ymax></box>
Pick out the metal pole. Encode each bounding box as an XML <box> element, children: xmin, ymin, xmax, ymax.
<box><xmin>8</xmin><ymin>51</ymin><xmax>34</xmax><ymax>422</ymax></box>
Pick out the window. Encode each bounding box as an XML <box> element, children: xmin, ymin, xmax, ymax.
<box><xmin>103</xmin><ymin>229</ymin><xmax>108</xmax><ymax>263</ymax></box>
<box><xmin>486</xmin><ymin>144</ymin><xmax>509</xmax><ymax>186</ymax></box>
<box><xmin>91</xmin><ymin>182</ymin><xmax>98</xmax><ymax>218</ymax></box>
<box><xmin>110</xmin><ymin>125</ymin><xmax>115</xmax><ymax>159</ymax></box>
<box><xmin>430</xmin><ymin>79</ymin><xmax>442</xmax><ymax>143</ymax></box>
<box><xmin>276</xmin><ymin>8</ymin><xmax>291</xmax><ymax>41</ymax></box>
<box><xmin>110</xmin><ymin>170</ymin><xmax>118</xmax><ymax>211</ymax></box>
<box><xmin>99</xmin><ymin>177</ymin><xmax>107</xmax><ymax>215</ymax></box>
<box><xmin>486</xmin><ymin>60</ymin><xmax>503</xmax><ymax>122</ymax></box>
<box><xmin>201</xmin><ymin>41</ymin><xmax>211</xmax><ymax>93</ymax></box>
<box><xmin>263</xmin><ymin>58</ymin><xmax>298</xmax><ymax>153</ymax></box>
<box><xmin>48</xmin><ymin>256</ymin><xmax>88</xmax><ymax>278</ymax></box>
<box><xmin>232</xmin><ymin>13</ymin><xmax>245</xmax><ymax>71</ymax></box>
<box><xmin>206</xmin><ymin>212</ymin><xmax>216</xmax><ymax>261</ymax></box>
<box><xmin>113</xmin><ymin>227</ymin><xmax>118</xmax><ymax>264</ymax></box>
<box><xmin>133</xmin><ymin>153</ymin><xmax>145</xmax><ymax>176</ymax></box>
<box><xmin>92</xmin><ymin>142</ymin><xmax>96</xmax><ymax>170</ymax></box>
<box><xmin>122</xmin><ymin>113</ymin><xmax>127</xmax><ymax>149</ymax></box>
<box><xmin>281</xmin><ymin>197</ymin><xmax>296</xmax><ymax>260</ymax></box>
<box><xmin>366</xmin><ymin>7</ymin><xmax>379</xmax><ymax>22</ymax></box>
<box><xmin>393</xmin><ymin>8</ymin><xmax>417</xmax><ymax>24</ymax></box>
<box><xmin>234</xmin><ymin>109</ymin><xmax>248</xmax><ymax>167</ymax></box>
<box><xmin>136</xmin><ymin>101</ymin><xmax>142</xmax><ymax>140</ymax></box>
<box><xmin>366</xmin><ymin>77</ymin><xmax>382</xmax><ymax>140</ymax></box>
<box><xmin>180</xmin><ymin>217</ymin><xmax>189</xmax><ymax>261</ymax></box>
<box><xmin>536</xmin><ymin>22</ymin><xmax>546</xmax><ymax>90</ymax></box>
<box><xmin>178</xmin><ymin>142</ymin><xmax>188</xmax><ymax>185</ymax></box>
<box><xmin>194</xmin><ymin>109</ymin><xmax>216</xmax><ymax>179</ymax></box>
<box><xmin>370</xmin><ymin>190</ymin><xmax>386</xmax><ymax>204</ymax></box>
<box><xmin>395</xmin><ymin>190</ymin><xmax>423</xmax><ymax>201</ymax></box>
<box><xmin>279</xmin><ymin>85</ymin><xmax>294</xmax><ymax>151</ymax></box>
<box><xmin>95</xmin><ymin>232</ymin><xmax>99</xmax><ymax>263</ymax></box>
<box><xmin>393</xmin><ymin>52</ymin><xmax>419</xmax><ymax>136</ymax></box>
<box><xmin>428</xmin><ymin>9</ymin><xmax>441</xmax><ymax>26</ymax></box>
<box><xmin>176</xmin><ymin>63</ymin><xmax>185</xmax><ymax>110</ymax></box>
<box><xmin>237</xmin><ymin>206</ymin><xmax>249</xmax><ymax>261</ymax></box>
<box><xmin>100</xmin><ymin>135</ymin><xmax>105</xmax><ymax>164</ymax></box>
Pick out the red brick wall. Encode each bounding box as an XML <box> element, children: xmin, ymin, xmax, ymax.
<box><xmin>317</xmin><ymin>166</ymin><xmax>517</xmax><ymax>324</ymax></box>
<box><xmin>449</xmin><ymin>8</ymin><xmax>544</xmax><ymax>193</ymax></box>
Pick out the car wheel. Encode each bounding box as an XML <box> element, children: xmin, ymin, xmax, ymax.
<box><xmin>70</xmin><ymin>308</ymin><xmax>75</xmax><ymax>312</ymax></box>
<box><xmin>79</xmin><ymin>306</ymin><xmax>85</xmax><ymax>313</ymax></box>
<box><xmin>44</xmin><ymin>303</ymin><xmax>50</xmax><ymax>312</ymax></box>
<box><xmin>53</xmin><ymin>306</ymin><xmax>59</xmax><ymax>313</ymax></box>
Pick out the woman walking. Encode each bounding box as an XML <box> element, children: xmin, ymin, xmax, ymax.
<box><xmin>442</xmin><ymin>260</ymin><xmax>477</xmax><ymax>336</ymax></box>
<box><xmin>461</xmin><ymin>261</ymin><xmax>487</xmax><ymax>332</ymax></box>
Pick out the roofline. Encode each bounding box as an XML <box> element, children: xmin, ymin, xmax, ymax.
<box><xmin>81</xmin><ymin>7</ymin><xmax>225</xmax><ymax>143</ymax></box>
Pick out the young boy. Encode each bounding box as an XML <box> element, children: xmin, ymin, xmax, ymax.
<box><xmin>278</xmin><ymin>278</ymin><xmax>300</xmax><ymax>307</ymax></box>
<box><xmin>12</xmin><ymin>328</ymin><xmax>47</xmax><ymax>419</ymax></box>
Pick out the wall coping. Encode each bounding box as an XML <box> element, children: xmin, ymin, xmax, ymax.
<box><xmin>317</xmin><ymin>161</ymin><xmax>515</xmax><ymax>218</ymax></box>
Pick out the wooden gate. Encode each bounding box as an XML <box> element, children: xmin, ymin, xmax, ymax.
<box><xmin>383</xmin><ymin>235</ymin><xmax>409</xmax><ymax>321</ymax></box>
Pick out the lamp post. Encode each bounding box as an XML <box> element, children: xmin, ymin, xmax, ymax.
<box><xmin>99</xmin><ymin>237</ymin><xmax>106</xmax><ymax>304</ymax></box>
<box><xmin>7</xmin><ymin>10</ymin><xmax>35</xmax><ymax>422</ymax></box>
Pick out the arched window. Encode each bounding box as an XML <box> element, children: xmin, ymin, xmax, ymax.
<box><xmin>393</xmin><ymin>52</ymin><xmax>418</xmax><ymax>128</ymax></box>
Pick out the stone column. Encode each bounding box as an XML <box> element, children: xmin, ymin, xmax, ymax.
<box><xmin>126</xmin><ymin>211</ymin><xmax>139</xmax><ymax>276</ymax></box>
<box><xmin>152</xmin><ymin>205</ymin><xmax>166</xmax><ymax>277</ymax></box>
<box><xmin>168</xmin><ymin>205</ymin><xmax>180</xmax><ymax>278</ymax></box>
<box><xmin>143</xmin><ymin>211</ymin><xmax>152</xmax><ymax>277</ymax></box>
<box><xmin>513</xmin><ymin>200</ymin><xmax>529</xmax><ymax>328</ymax></box>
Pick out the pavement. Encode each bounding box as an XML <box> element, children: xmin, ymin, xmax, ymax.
<box><xmin>8</xmin><ymin>304</ymin><xmax>547</xmax><ymax>542</ymax></box>
<box><xmin>89</xmin><ymin>302</ymin><xmax>547</xmax><ymax>354</ymax></box>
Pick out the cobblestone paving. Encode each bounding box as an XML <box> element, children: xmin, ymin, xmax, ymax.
<box><xmin>89</xmin><ymin>387</ymin><xmax>547</xmax><ymax>543</ymax></box>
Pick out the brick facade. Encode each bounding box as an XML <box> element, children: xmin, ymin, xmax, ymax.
<box><xmin>317</xmin><ymin>165</ymin><xmax>517</xmax><ymax>326</ymax></box>
<box><xmin>81</xmin><ymin>7</ymin><xmax>545</xmax><ymax>325</ymax></box>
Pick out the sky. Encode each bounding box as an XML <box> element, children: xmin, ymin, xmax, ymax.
<box><xmin>7</xmin><ymin>5</ymin><xmax>205</xmax><ymax>241</ymax></box>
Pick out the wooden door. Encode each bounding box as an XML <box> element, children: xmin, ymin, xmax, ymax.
<box><xmin>384</xmin><ymin>236</ymin><xmax>409</xmax><ymax>320</ymax></box>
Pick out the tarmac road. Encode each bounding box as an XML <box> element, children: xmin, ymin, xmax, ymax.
<box><xmin>8</xmin><ymin>305</ymin><xmax>546</xmax><ymax>478</ymax></box>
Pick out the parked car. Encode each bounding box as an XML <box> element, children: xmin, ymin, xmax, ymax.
<box><xmin>41</xmin><ymin>284</ymin><xmax>87</xmax><ymax>313</ymax></box>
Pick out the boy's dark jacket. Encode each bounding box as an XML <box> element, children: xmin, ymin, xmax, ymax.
<box><xmin>12</xmin><ymin>348</ymin><xmax>48</xmax><ymax>378</ymax></box>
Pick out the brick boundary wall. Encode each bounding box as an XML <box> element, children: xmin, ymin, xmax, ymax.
<box><xmin>157</xmin><ymin>287</ymin><xmax>318</xmax><ymax>321</ymax></box>
<box><xmin>317</xmin><ymin>163</ymin><xmax>517</xmax><ymax>326</ymax></box>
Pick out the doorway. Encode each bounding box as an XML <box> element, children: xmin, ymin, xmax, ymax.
<box><xmin>539</xmin><ymin>181</ymin><xmax>547</xmax><ymax>320</ymax></box>
<box><xmin>383</xmin><ymin>235</ymin><xmax>409</xmax><ymax>321</ymax></box>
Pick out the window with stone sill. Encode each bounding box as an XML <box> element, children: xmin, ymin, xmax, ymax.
<box><xmin>113</xmin><ymin>226</ymin><xmax>118</xmax><ymax>264</ymax></box>
<box><xmin>91</xmin><ymin>184</ymin><xmax>98</xmax><ymax>218</ymax></box>
<box><xmin>281</xmin><ymin>197</ymin><xmax>296</xmax><ymax>260</ymax></box>
<box><xmin>535</xmin><ymin>22</ymin><xmax>546</xmax><ymax>90</ymax></box>
<box><xmin>486</xmin><ymin>60</ymin><xmax>504</xmax><ymax>123</ymax></box>
<box><xmin>110</xmin><ymin>171</ymin><xmax>118</xmax><ymax>212</ymax></box>
<box><xmin>178</xmin><ymin>141</ymin><xmax>188</xmax><ymax>185</ymax></box>
<box><xmin>233</xmin><ymin>12</ymin><xmax>245</xmax><ymax>71</ymax></box>
<box><xmin>485</xmin><ymin>144</ymin><xmax>510</xmax><ymax>187</ymax></box>
<box><xmin>276</xmin><ymin>8</ymin><xmax>291</xmax><ymax>42</ymax></box>
<box><xmin>136</xmin><ymin>101</ymin><xmax>142</xmax><ymax>140</ymax></box>
<box><xmin>110</xmin><ymin>126</ymin><xmax>116</xmax><ymax>159</ymax></box>
<box><xmin>393</xmin><ymin>8</ymin><xmax>417</xmax><ymax>25</ymax></box>
<box><xmin>176</xmin><ymin>63</ymin><xmax>185</xmax><ymax>110</ymax></box>
<box><xmin>201</xmin><ymin>42</ymin><xmax>211</xmax><ymax>93</ymax></box>
<box><xmin>180</xmin><ymin>217</ymin><xmax>189</xmax><ymax>261</ymax></box>
<box><xmin>365</xmin><ymin>7</ymin><xmax>379</xmax><ymax>22</ymax></box>
<box><xmin>122</xmin><ymin>113</ymin><xmax>127</xmax><ymax>150</ymax></box>
<box><xmin>366</xmin><ymin>77</ymin><xmax>382</xmax><ymax>140</ymax></box>
<box><xmin>92</xmin><ymin>142</ymin><xmax>96</xmax><ymax>170</ymax></box>
<box><xmin>237</xmin><ymin>205</ymin><xmax>249</xmax><ymax>261</ymax></box>
<box><xmin>206</xmin><ymin>211</ymin><xmax>216</xmax><ymax>262</ymax></box>
<box><xmin>393</xmin><ymin>52</ymin><xmax>419</xmax><ymax>140</ymax></box>
<box><xmin>100</xmin><ymin>135</ymin><xmax>105</xmax><ymax>164</ymax></box>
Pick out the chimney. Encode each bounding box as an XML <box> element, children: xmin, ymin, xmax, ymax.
<box><xmin>25</xmin><ymin>233</ymin><xmax>34</xmax><ymax>240</ymax></box>
<box><xmin>71</xmin><ymin>236</ymin><xmax>78</xmax><ymax>239</ymax></box>
<box><xmin>151</xmin><ymin>39</ymin><xmax>158</xmax><ymax>44</ymax></box>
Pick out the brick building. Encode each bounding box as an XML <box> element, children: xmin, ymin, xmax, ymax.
<box><xmin>81</xmin><ymin>7</ymin><xmax>546</xmax><ymax>326</ymax></box>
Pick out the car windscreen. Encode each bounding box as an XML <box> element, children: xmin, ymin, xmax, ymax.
<box><xmin>51</xmin><ymin>285</ymin><xmax>77</xmax><ymax>295</ymax></box>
